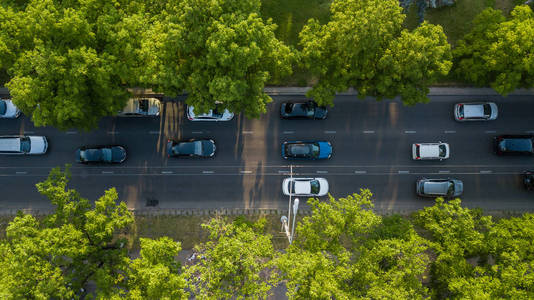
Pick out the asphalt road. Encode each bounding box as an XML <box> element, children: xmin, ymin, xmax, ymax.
<box><xmin>1</xmin><ymin>92</ymin><xmax>534</xmax><ymax>212</ymax></box>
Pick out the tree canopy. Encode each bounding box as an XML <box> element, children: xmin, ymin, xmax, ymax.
<box><xmin>454</xmin><ymin>5</ymin><xmax>534</xmax><ymax>95</ymax></box>
<box><xmin>0</xmin><ymin>0</ymin><xmax>149</xmax><ymax>130</ymax></box>
<box><xmin>299</xmin><ymin>0</ymin><xmax>452</xmax><ymax>106</ymax></box>
<box><xmin>142</xmin><ymin>0</ymin><xmax>295</xmax><ymax>118</ymax></box>
<box><xmin>277</xmin><ymin>190</ymin><xmax>430</xmax><ymax>299</ymax></box>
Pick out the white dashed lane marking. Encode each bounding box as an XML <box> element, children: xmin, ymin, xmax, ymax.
<box><xmin>202</xmin><ymin>170</ymin><xmax>214</xmax><ymax>174</ymax></box>
<box><xmin>324</xmin><ymin>130</ymin><xmax>336</xmax><ymax>134</ymax></box>
<box><xmin>398</xmin><ymin>170</ymin><xmax>410</xmax><ymax>174</ymax></box>
<box><xmin>363</xmin><ymin>130</ymin><xmax>375</xmax><ymax>134</ymax></box>
<box><xmin>404</xmin><ymin>130</ymin><xmax>416</xmax><ymax>134</ymax></box>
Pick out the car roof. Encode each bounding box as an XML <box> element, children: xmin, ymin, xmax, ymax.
<box><xmin>294</xmin><ymin>180</ymin><xmax>311</xmax><ymax>194</ymax></box>
<box><xmin>120</xmin><ymin>98</ymin><xmax>160</xmax><ymax>115</ymax></box>
<box><xmin>463</xmin><ymin>104</ymin><xmax>486</xmax><ymax>118</ymax></box>
<box><xmin>420</xmin><ymin>144</ymin><xmax>440</xmax><ymax>157</ymax></box>
<box><xmin>423</xmin><ymin>181</ymin><xmax>450</xmax><ymax>195</ymax></box>
<box><xmin>501</xmin><ymin>138</ymin><xmax>533</xmax><ymax>151</ymax></box>
<box><xmin>0</xmin><ymin>137</ymin><xmax>21</xmax><ymax>152</ymax></box>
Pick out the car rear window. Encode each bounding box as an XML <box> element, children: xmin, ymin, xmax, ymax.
<box><xmin>439</xmin><ymin>145</ymin><xmax>447</xmax><ymax>157</ymax></box>
<box><xmin>483</xmin><ymin>104</ymin><xmax>491</xmax><ymax>116</ymax></box>
<box><xmin>0</xmin><ymin>101</ymin><xmax>6</xmax><ymax>115</ymax></box>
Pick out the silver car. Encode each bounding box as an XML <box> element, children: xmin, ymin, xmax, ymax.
<box><xmin>454</xmin><ymin>102</ymin><xmax>498</xmax><ymax>121</ymax></box>
<box><xmin>0</xmin><ymin>135</ymin><xmax>48</xmax><ymax>155</ymax></box>
<box><xmin>416</xmin><ymin>178</ymin><xmax>463</xmax><ymax>198</ymax></box>
<box><xmin>0</xmin><ymin>99</ymin><xmax>21</xmax><ymax>119</ymax></box>
<box><xmin>282</xmin><ymin>177</ymin><xmax>329</xmax><ymax>197</ymax></box>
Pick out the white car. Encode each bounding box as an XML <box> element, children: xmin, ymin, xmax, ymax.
<box><xmin>282</xmin><ymin>177</ymin><xmax>329</xmax><ymax>196</ymax></box>
<box><xmin>187</xmin><ymin>105</ymin><xmax>234</xmax><ymax>121</ymax></box>
<box><xmin>118</xmin><ymin>98</ymin><xmax>161</xmax><ymax>117</ymax></box>
<box><xmin>0</xmin><ymin>135</ymin><xmax>48</xmax><ymax>155</ymax></box>
<box><xmin>454</xmin><ymin>102</ymin><xmax>498</xmax><ymax>121</ymax></box>
<box><xmin>412</xmin><ymin>142</ymin><xmax>449</xmax><ymax>160</ymax></box>
<box><xmin>0</xmin><ymin>99</ymin><xmax>21</xmax><ymax>118</ymax></box>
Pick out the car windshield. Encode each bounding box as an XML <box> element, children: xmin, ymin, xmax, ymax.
<box><xmin>446</xmin><ymin>181</ymin><xmax>455</xmax><ymax>197</ymax></box>
<box><xmin>0</xmin><ymin>100</ymin><xmax>6</xmax><ymax>115</ymax></box>
<box><xmin>289</xmin><ymin>181</ymin><xmax>296</xmax><ymax>194</ymax></box>
<box><xmin>101</xmin><ymin>148</ymin><xmax>112</xmax><ymax>162</ymax></box>
<box><xmin>305</xmin><ymin>103</ymin><xmax>314</xmax><ymax>117</ymax></box>
<box><xmin>458</xmin><ymin>105</ymin><xmax>464</xmax><ymax>118</ymax></box>
<box><xmin>439</xmin><ymin>145</ymin><xmax>447</xmax><ymax>157</ymax></box>
<box><xmin>483</xmin><ymin>104</ymin><xmax>491</xmax><ymax>116</ymax></box>
<box><xmin>415</xmin><ymin>145</ymin><xmax>420</xmax><ymax>158</ymax></box>
<box><xmin>138</xmin><ymin>99</ymin><xmax>149</xmax><ymax>112</ymax></box>
<box><xmin>285</xmin><ymin>103</ymin><xmax>294</xmax><ymax>114</ymax></box>
<box><xmin>20</xmin><ymin>137</ymin><xmax>30</xmax><ymax>153</ymax></box>
<box><xmin>310</xmin><ymin>180</ymin><xmax>320</xmax><ymax>194</ymax></box>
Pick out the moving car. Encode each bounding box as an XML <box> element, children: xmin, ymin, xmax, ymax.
<box><xmin>416</xmin><ymin>178</ymin><xmax>463</xmax><ymax>198</ymax></box>
<box><xmin>167</xmin><ymin>139</ymin><xmax>216</xmax><ymax>157</ymax></box>
<box><xmin>76</xmin><ymin>145</ymin><xmax>127</xmax><ymax>164</ymax></box>
<box><xmin>187</xmin><ymin>105</ymin><xmax>234</xmax><ymax>121</ymax></box>
<box><xmin>0</xmin><ymin>135</ymin><xmax>48</xmax><ymax>155</ymax></box>
<box><xmin>493</xmin><ymin>135</ymin><xmax>534</xmax><ymax>156</ymax></box>
<box><xmin>412</xmin><ymin>142</ymin><xmax>450</xmax><ymax>160</ymax></box>
<box><xmin>0</xmin><ymin>99</ymin><xmax>21</xmax><ymax>119</ymax></box>
<box><xmin>280</xmin><ymin>100</ymin><xmax>327</xmax><ymax>120</ymax></box>
<box><xmin>523</xmin><ymin>171</ymin><xmax>534</xmax><ymax>190</ymax></box>
<box><xmin>282</xmin><ymin>177</ymin><xmax>329</xmax><ymax>196</ymax></box>
<box><xmin>118</xmin><ymin>98</ymin><xmax>161</xmax><ymax>117</ymax></box>
<box><xmin>282</xmin><ymin>141</ymin><xmax>332</xmax><ymax>160</ymax></box>
<box><xmin>454</xmin><ymin>102</ymin><xmax>498</xmax><ymax>121</ymax></box>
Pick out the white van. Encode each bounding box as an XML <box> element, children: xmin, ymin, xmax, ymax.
<box><xmin>0</xmin><ymin>135</ymin><xmax>48</xmax><ymax>155</ymax></box>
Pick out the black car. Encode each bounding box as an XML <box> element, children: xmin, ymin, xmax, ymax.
<box><xmin>493</xmin><ymin>135</ymin><xmax>534</xmax><ymax>156</ymax></box>
<box><xmin>76</xmin><ymin>145</ymin><xmax>127</xmax><ymax>164</ymax></box>
<box><xmin>167</xmin><ymin>139</ymin><xmax>216</xmax><ymax>157</ymax></box>
<box><xmin>280</xmin><ymin>100</ymin><xmax>327</xmax><ymax>119</ymax></box>
<box><xmin>524</xmin><ymin>171</ymin><xmax>534</xmax><ymax>190</ymax></box>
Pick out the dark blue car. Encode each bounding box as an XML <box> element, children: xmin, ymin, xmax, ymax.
<box><xmin>167</xmin><ymin>139</ymin><xmax>216</xmax><ymax>158</ymax></box>
<box><xmin>282</xmin><ymin>141</ymin><xmax>332</xmax><ymax>160</ymax></box>
<box><xmin>76</xmin><ymin>145</ymin><xmax>127</xmax><ymax>164</ymax></box>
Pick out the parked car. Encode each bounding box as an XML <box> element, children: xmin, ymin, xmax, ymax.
<box><xmin>493</xmin><ymin>135</ymin><xmax>534</xmax><ymax>156</ymax></box>
<box><xmin>523</xmin><ymin>171</ymin><xmax>534</xmax><ymax>190</ymax></box>
<box><xmin>282</xmin><ymin>177</ymin><xmax>329</xmax><ymax>196</ymax></box>
<box><xmin>76</xmin><ymin>145</ymin><xmax>127</xmax><ymax>164</ymax></box>
<box><xmin>280</xmin><ymin>100</ymin><xmax>327</xmax><ymax>120</ymax></box>
<box><xmin>0</xmin><ymin>99</ymin><xmax>21</xmax><ymax>118</ymax></box>
<box><xmin>454</xmin><ymin>102</ymin><xmax>498</xmax><ymax>121</ymax></box>
<box><xmin>416</xmin><ymin>178</ymin><xmax>463</xmax><ymax>198</ymax></box>
<box><xmin>167</xmin><ymin>139</ymin><xmax>216</xmax><ymax>157</ymax></box>
<box><xmin>0</xmin><ymin>135</ymin><xmax>48</xmax><ymax>155</ymax></box>
<box><xmin>187</xmin><ymin>105</ymin><xmax>234</xmax><ymax>121</ymax></box>
<box><xmin>117</xmin><ymin>98</ymin><xmax>161</xmax><ymax>116</ymax></box>
<box><xmin>282</xmin><ymin>141</ymin><xmax>332</xmax><ymax>160</ymax></box>
<box><xmin>412</xmin><ymin>142</ymin><xmax>449</xmax><ymax>160</ymax></box>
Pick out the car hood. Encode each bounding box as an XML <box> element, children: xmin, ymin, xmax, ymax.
<box><xmin>317</xmin><ymin>142</ymin><xmax>332</xmax><ymax>159</ymax></box>
<box><xmin>111</xmin><ymin>146</ymin><xmax>127</xmax><ymax>162</ymax></box>
<box><xmin>314</xmin><ymin>107</ymin><xmax>328</xmax><ymax>119</ymax></box>
<box><xmin>452</xmin><ymin>180</ymin><xmax>463</xmax><ymax>196</ymax></box>
<box><xmin>317</xmin><ymin>178</ymin><xmax>329</xmax><ymax>196</ymax></box>
<box><xmin>0</xmin><ymin>100</ymin><xmax>20</xmax><ymax>118</ymax></box>
<box><xmin>28</xmin><ymin>136</ymin><xmax>47</xmax><ymax>154</ymax></box>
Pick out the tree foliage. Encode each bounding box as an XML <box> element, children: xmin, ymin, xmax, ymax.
<box><xmin>277</xmin><ymin>190</ymin><xmax>430</xmax><ymax>299</ymax></box>
<box><xmin>0</xmin><ymin>0</ymin><xmax>149</xmax><ymax>130</ymax></box>
<box><xmin>299</xmin><ymin>0</ymin><xmax>452</xmax><ymax>107</ymax></box>
<box><xmin>454</xmin><ymin>5</ymin><xmax>534</xmax><ymax>95</ymax></box>
<box><xmin>186</xmin><ymin>217</ymin><xmax>279</xmax><ymax>299</ymax></box>
<box><xmin>142</xmin><ymin>0</ymin><xmax>295</xmax><ymax>118</ymax></box>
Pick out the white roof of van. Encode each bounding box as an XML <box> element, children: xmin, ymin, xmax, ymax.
<box><xmin>0</xmin><ymin>137</ymin><xmax>21</xmax><ymax>152</ymax></box>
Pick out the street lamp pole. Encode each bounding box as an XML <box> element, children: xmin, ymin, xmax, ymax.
<box><xmin>281</xmin><ymin>165</ymin><xmax>299</xmax><ymax>244</ymax></box>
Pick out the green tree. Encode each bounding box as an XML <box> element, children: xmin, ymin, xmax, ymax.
<box><xmin>0</xmin><ymin>166</ymin><xmax>134</xmax><ymax>299</ymax></box>
<box><xmin>454</xmin><ymin>5</ymin><xmax>534</xmax><ymax>95</ymax></box>
<box><xmin>277</xmin><ymin>190</ymin><xmax>430</xmax><ymax>299</ymax></box>
<box><xmin>2</xmin><ymin>0</ymin><xmax>149</xmax><ymax>130</ymax></box>
<box><xmin>413</xmin><ymin>198</ymin><xmax>493</xmax><ymax>298</ymax></box>
<box><xmin>117</xmin><ymin>237</ymin><xmax>188</xmax><ymax>300</ymax></box>
<box><xmin>143</xmin><ymin>0</ymin><xmax>294</xmax><ymax>118</ymax></box>
<box><xmin>299</xmin><ymin>0</ymin><xmax>452</xmax><ymax>106</ymax></box>
<box><xmin>186</xmin><ymin>217</ymin><xmax>279</xmax><ymax>299</ymax></box>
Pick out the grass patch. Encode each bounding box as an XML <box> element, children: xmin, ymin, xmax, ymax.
<box><xmin>261</xmin><ymin>0</ymin><xmax>331</xmax><ymax>47</ymax></box>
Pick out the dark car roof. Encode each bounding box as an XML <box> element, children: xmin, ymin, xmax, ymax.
<box><xmin>170</xmin><ymin>140</ymin><xmax>215</xmax><ymax>156</ymax></box>
<box><xmin>79</xmin><ymin>146</ymin><xmax>125</xmax><ymax>162</ymax></box>
<box><xmin>497</xmin><ymin>136</ymin><xmax>533</xmax><ymax>152</ymax></box>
